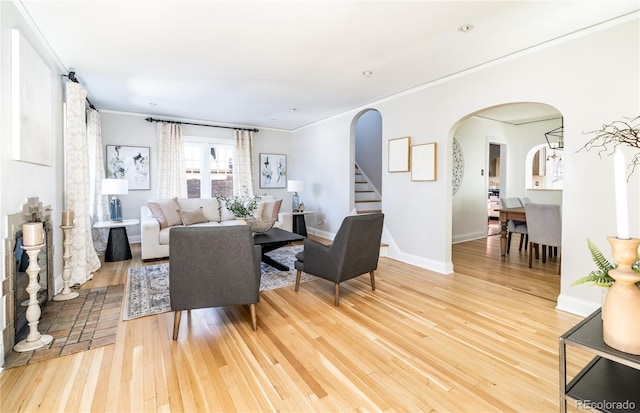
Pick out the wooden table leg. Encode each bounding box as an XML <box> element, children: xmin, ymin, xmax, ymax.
<box><xmin>499</xmin><ymin>210</ymin><xmax>508</xmax><ymax>260</ymax></box>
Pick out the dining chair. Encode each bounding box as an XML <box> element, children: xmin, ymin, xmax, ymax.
<box><xmin>499</xmin><ymin>197</ymin><xmax>528</xmax><ymax>253</ymax></box>
<box><xmin>525</xmin><ymin>203</ymin><xmax>562</xmax><ymax>274</ymax></box>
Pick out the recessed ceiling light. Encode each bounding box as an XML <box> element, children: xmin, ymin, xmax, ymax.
<box><xmin>148</xmin><ymin>102</ymin><xmax>157</xmax><ymax>106</ymax></box>
<box><xmin>289</xmin><ymin>108</ymin><xmax>297</xmax><ymax>112</ymax></box>
<box><xmin>458</xmin><ymin>24</ymin><xmax>474</xmax><ymax>33</ymax></box>
<box><xmin>362</xmin><ymin>70</ymin><xmax>373</xmax><ymax>77</ymax></box>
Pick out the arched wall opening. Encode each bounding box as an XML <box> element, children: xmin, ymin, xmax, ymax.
<box><xmin>351</xmin><ymin>109</ymin><xmax>382</xmax><ymax>214</ymax></box>
<box><xmin>450</xmin><ymin>102</ymin><xmax>563</xmax><ymax>245</ymax></box>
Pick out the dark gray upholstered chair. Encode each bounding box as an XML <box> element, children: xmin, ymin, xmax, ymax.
<box><xmin>500</xmin><ymin>197</ymin><xmax>528</xmax><ymax>253</ymax></box>
<box><xmin>525</xmin><ymin>203</ymin><xmax>562</xmax><ymax>274</ymax></box>
<box><xmin>169</xmin><ymin>226</ymin><xmax>261</xmax><ymax>339</ymax></box>
<box><xmin>294</xmin><ymin>213</ymin><xmax>384</xmax><ymax>306</ymax></box>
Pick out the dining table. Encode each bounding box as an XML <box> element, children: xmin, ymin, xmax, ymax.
<box><xmin>497</xmin><ymin>207</ymin><xmax>526</xmax><ymax>260</ymax></box>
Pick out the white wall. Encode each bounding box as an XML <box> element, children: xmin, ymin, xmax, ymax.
<box><xmin>293</xmin><ymin>17</ymin><xmax>640</xmax><ymax>314</ymax></box>
<box><xmin>100</xmin><ymin>111</ymin><xmax>293</xmax><ymax>242</ymax></box>
<box><xmin>0</xmin><ymin>1</ymin><xmax>65</xmax><ymax>365</ymax></box>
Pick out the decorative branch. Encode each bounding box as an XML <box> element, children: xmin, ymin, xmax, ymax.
<box><xmin>580</xmin><ymin>115</ymin><xmax>640</xmax><ymax>177</ymax></box>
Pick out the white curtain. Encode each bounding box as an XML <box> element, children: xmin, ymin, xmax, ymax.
<box><xmin>233</xmin><ymin>129</ymin><xmax>254</xmax><ymax>196</ymax></box>
<box><xmin>156</xmin><ymin>122</ymin><xmax>187</xmax><ymax>199</ymax></box>
<box><xmin>64</xmin><ymin>81</ymin><xmax>101</xmax><ymax>285</ymax></box>
<box><xmin>86</xmin><ymin>109</ymin><xmax>109</xmax><ymax>254</ymax></box>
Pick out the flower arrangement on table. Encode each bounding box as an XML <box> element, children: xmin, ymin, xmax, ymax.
<box><xmin>218</xmin><ymin>195</ymin><xmax>260</xmax><ymax>218</ymax></box>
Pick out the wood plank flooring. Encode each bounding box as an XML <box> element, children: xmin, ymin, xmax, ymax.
<box><xmin>1</xmin><ymin>235</ymin><xmax>592</xmax><ymax>412</ymax></box>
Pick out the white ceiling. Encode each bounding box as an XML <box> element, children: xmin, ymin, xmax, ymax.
<box><xmin>19</xmin><ymin>1</ymin><xmax>639</xmax><ymax>130</ymax></box>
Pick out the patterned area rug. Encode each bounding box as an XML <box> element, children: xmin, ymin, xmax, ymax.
<box><xmin>123</xmin><ymin>245</ymin><xmax>317</xmax><ymax>320</ymax></box>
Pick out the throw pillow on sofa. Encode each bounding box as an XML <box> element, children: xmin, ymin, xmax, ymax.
<box><xmin>179</xmin><ymin>207</ymin><xmax>208</xmax><ymax>226</ymax></box>
<box><xmin>176</xmin><ymin>198</ymin><xmax>221</xmax><ymax>222</ymax></box>
<box><xmin>260</xmin><ymin>199</ymin><xmax>283</xmax><ymax>219</ymax></box>
<box><xmin>147</xmin><ymin>198</ymin><xmax>182</xmax><ymax>229</ymax></box>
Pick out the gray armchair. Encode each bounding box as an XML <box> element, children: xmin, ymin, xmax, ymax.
<box><xmin>294</xmin><ymin>213</ymin><xmax>384</xmax><ymax>306</ymax></box>
<box><xmin>169</xmin><ymin>226</ymin><xmax>261</xmax><ymax>339</ymax></box>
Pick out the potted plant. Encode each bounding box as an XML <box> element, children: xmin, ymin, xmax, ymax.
<box><xmin>572</xmin><ymin>239</ymin><xmax>640</xmax><ymax>288</ymax></box>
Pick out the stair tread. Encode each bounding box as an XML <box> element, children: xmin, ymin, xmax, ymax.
<box><xmin>356</xmin><ymin>199</ymin><xmax>381</xmax><ymax>203</ymax></box>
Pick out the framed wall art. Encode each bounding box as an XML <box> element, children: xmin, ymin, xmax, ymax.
<box><xmin>106</xmin><ymin>145</ymin><xmax>150</xmax><ymax>190</ymax></box>
<box><xmin>411</xmin><ymin>142</ymin><xmax>437</xmax><ymax>181</ymax></box>
<box><xmin>259</xmin><ymin>153</ymin><xmax>287</xmax><ymax>188</ymax></box>
<box><xmin>388</xmin><ymin>136</ymin><xmax>411</xmax><ymax>172</ymax></box>
<box><xmin>11</xmin><ymin>29</ymin><xmax>54</xmax><ymax>166</ymax></box>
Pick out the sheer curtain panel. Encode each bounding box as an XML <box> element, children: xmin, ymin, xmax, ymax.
<box><xmin>86</xmin><ymin>109</ymin><xmax>109</xmax><ymax>253</ymax></box>
<box><xmin>156</xmin><ymin>122</ymin><xmax>187</xmax><ymax>199</ymax></box>
<box><xmin>233</xmin><ymin>129</ymin><xmax>254</xmax><ymax>196</ymax></box>
<box><xmin>64</xmin><ymin>81</ymin><xmax>101</xmax><ymax>285</ymax></box>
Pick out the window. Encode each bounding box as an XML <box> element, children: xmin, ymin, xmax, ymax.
<box><xmin>183</xmin><ymin>138</ymin><xmax>234</xmax><ymax>198</ymax></box>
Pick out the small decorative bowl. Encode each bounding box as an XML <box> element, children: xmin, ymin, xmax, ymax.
<box><xmin>247</xmin><ymin>218</ymin><xmax>276</xmax><ymax>234</ymax></box>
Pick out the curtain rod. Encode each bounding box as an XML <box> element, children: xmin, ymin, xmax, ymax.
<box><xmin>65</xmin><ymin>72</ymin><xmax>96</xmax><ymax>110</ymax></box>
<box><xmin>145</xmin><ymin>117</ymin><xmax>259</xmax><ymax>133</ymax></box>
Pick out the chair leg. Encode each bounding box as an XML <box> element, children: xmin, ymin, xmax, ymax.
<box><xmin>525</xmin><ymin>235</ymin><xmax>528</xmax><ymax>250</ymax></box>
<box><xmin>334</xmin><ymin>283</ymin><xmax>340</xmax><ymax>306</ymax></box>
<box><xmin>370</xmin><ymin>271</ymin><xmax>376</xmax><ymax>291</ymax></box>
<box><xmin>249</xmin><ymin>303</ymin><xmax>257</xmax><ymax>331</ymax></box>
<box><xmin>507</xmin><ymin>232</ymin><xmax>512</xmax><ymax>253</ymax></box>
<box><xmin>518</xmin><ymin>234</ymin><xmax>524</xmax><ymax>251</ymax></box>
<box><xmin>528</xmin><ymin>242</ymin><xmax>533</xmax><ymax>268</ymax></box>
<box><xmin>295</xmin><ymin>270</ymin><xmax>302</xmax><ymax>291</ymax></box>
<box><xmin>172</xmin><ymin>310</ymin><xmax>182</xmax><ymax>340</ymax></box>
<box><xmin>542</xmin><ymin>245</ymin><xmax>547</xmax><ymax>263</ymax></box>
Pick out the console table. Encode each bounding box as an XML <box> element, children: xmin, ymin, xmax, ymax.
<box><xmin>559</xmin><ymin>308</ymin><xmax>640</xmax><ymax>412</ymax></box>
<box><xmin>93</xmin><ymin>219</ymin><xmax>139</xmax><ymax>262</ymax></box>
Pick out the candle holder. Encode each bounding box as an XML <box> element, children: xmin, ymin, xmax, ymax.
<box><xmin>13</xmin><ymin>243</ymin><xmax>53</xmax><ymax>352</ymax></box>
<box><xmin>53</xmin><ymin>225</ymin><xmax>79</xmax><ymax>301</ymax></box>
<box><xmin>603</xmin><ymin>237</ymin><xmax>640</xmax><ymax>355</ymax></box>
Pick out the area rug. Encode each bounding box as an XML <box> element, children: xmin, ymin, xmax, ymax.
<box><xmin>2</xmin><ymin>285</ymin><xmax>123</xmax><ymax>369</ymax></box>
<box><xmin>123</xmin><ymin>245</ymin><xmax>318</xmax><ymax>320</ymax></box>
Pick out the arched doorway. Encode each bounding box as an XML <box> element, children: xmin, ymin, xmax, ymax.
<box><xmin>450</xmin><ymin>102</ymin><xmax>563</xmax><ymax>300</ymax></box>
<box><xmin>352</xmin><ymin>109</ymin><xmax>382</xmax><ymax>214</ymax></box>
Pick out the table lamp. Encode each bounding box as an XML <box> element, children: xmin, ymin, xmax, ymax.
<box><xmin>102</xmin><ymin>178</ymin><xmax>128</xmax><ymax>222</ymax></box>
<box><xmin>287</xmin><ymin>180</ymin><xmax>304</xmax><ymax>212</ymax></box>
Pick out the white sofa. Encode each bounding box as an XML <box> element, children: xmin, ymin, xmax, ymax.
<box><xmin>140</xmin><ymin>196</ymin><xmax>291</xmax><ymax>260</ymax></box>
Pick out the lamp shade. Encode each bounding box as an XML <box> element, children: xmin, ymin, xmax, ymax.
<box><xmin>102</xmin><ymin>178</ymin><xmax>128</xmax><ymax>195</ymax></box>
<box><xmin>287</xmin><ymin>180</ymin><xmax>304</xmax><ymax>193</ymax></box>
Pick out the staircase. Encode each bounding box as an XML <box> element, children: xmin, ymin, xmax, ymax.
<box><xmin>354</xmin><ymin>165</ymin><xmax>387</xmax><ymax>256</ymax></box>
<box><xmin>354</xmin><ymin>164</ymin><xmax>382</xmax><ymax>214</ymax></box>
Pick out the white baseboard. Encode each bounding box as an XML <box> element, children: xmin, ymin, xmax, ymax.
<box><xmin>452</xmin><ymin>231</ymin><xmax>488</xmax><ymax>244</ymax></box>
<box><xmin>556</xmin><ymin>293</ymin><xmax>601</xmax><ymax>316</ymax></box>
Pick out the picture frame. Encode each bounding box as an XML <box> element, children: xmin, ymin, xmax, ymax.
<box><xmin>106</xmin><ymin>145</ymin><xmax>150</xmax><ymax>190</ymax></box>
<box><xmin>259</xmin><ymin>153</ymin><xmax>287</xmax><ymax>188</ymax></box>
<box><xmin>388</xmin><ymin>136</ymin><xmax>411</xmax><ymax>172</ymax></box>
<box><xmin>411</xmin><ymin>142</ymin><xmax>437</xmax><ymax>181</ymax></box>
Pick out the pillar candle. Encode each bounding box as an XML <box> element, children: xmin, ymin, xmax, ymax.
<box><xmin>62</xmin><ymin>210</ymin><xmax>74</xmax><ymax>226</ymax></box>
<box><xmin>614</xmin><ymin>150</ymin><xmax>630</xmax><ymax>239</ymax></box>
<box><xmin>22</xmin><ymin>222</ymin><xmax>44</xmax><ymax>247</ymax></box>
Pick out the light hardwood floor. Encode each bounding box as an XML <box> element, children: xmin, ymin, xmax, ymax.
<box><xmin>1</xmin><ymin>235</ymin><xmax>591</xmax><ymax>412</ymax></box>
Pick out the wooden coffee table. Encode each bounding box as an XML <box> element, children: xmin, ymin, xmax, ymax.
<box><xmin>253</xmin><ymin>227</ymin><xmax>305</xmax><ymax>270</ymax></box>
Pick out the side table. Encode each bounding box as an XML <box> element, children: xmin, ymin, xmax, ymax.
<box><xmin>286</xmin><ymin>211</ymin><xmax>314</xmax><ymax>236</ymax></box>
<box><xmin>93</xmin><ymin>219</ymin><xmax>139</xmax><ymax>262</ymax></box>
